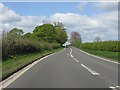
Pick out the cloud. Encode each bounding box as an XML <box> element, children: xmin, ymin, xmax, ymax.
<box><xmin>0</xmin><ymin>3</ymin><xmax>21</xmax><ymax>23</ymax></box>
<box><xmin>95</xmin><ymin>2</ymin><xmax>118</xmax><ymax>11</ymax></box>
<box><xmin>0</xmin><ymin>3</ymin><xmax>46</xmax><ymax>33</ymax></box>
<box><xmin>1</xmin><ymin>3</ymin><xmax>118</xmax><ymax>42</ymax></box>
<box><xmin>50</xmin><ymin>11</ymin><xmax>118</xmax><ymax>42</ymax></box>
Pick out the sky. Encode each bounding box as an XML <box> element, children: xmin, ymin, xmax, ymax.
<box><xmin>0</xmin><ymin>1</ymin><xmax>118</xmax><ymax>42</ymax></box>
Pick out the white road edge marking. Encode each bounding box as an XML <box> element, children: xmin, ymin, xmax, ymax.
<box><xmin>116</xmin><ymin>86</ymin><xmax>120</xmax><ymax>89</ymax></box>
<box><xmin>81</xmin><ymin>64</ymin><xmax>100</xmax><ymax>76</ymax></box>
<box><xmin>109</xmin><ymin>85</ymin><xmax>120</xmax><ymax>89</ymax></box>
<box><xmin>109</xmin><ymin>86</ymin><xmax>116</xmax><ymax>89</ymax></box>
<box><xmin>78</xmin><ymin>48</ymin><xmax>120</xmax><ymax>64</ymax></box>
<box><xmin>1</xmin><ymin>48</ymin><xmax>66</xmax><ymax>89</ymax></box>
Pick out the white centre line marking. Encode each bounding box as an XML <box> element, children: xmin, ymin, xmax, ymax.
<box><xmin>81</xmin><ymin>64</ymin><xmax>100</xmax><ymax>76</ymax></box>
<box><xmin>69</xmin><ymin>48</ymin><xmax>79</xmax><ymax>63</ymax></box>
<box><xmin>70</xmin><ymin>48</ymin><xmax>72</xmax><ymax>55</ymax></box>
<box><xmin>73</xmin><ymin>57</ymin><xmax>79</xmax><ymax>62</ymax></box>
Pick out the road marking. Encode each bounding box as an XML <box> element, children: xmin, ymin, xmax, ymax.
<box><xmin>116</xmin><ymin>86</ymin><xmax>120</xmax><ymax>89</ymax></box>
<box><xmin>69</xmin><ymin>48</ymin><xmax>79</xmax><ymax>63</ymax></box>
<box><xmin>81</xmin><ymin>64</ymin><xmax>100</xmax><ymax>76</ymax></box>
<box><xmin>1</xmin><ymin>48</ymin><xmax>65</xmax><ymax>89</ymax></box>
<box><xmin>110</xmin><ymin>86</ymin><xmax>116</xmax><ymax>89</ymax></box>
<box><xmin>78</xmin><ymin>48</ymin><xmax>120</xmax><ymax>64</ymax></box>
<box><xmin>72</xmin><ymin>57</ymin><xmax>79</xmax><ymax>62</ymax></box>
<box><xmin>110</xmin><ymin>86</ymin><xmax>120</xmax><ymax>90</ymax></box>
<box><xmin>71</xmin><ymin>55</ymin><xmax>73</xmax><ymax>57</ymax></box>
<box><xmin>70</xmin><ymin>48</ymin><xmax>72</xmax><ymax>55</ymax></box>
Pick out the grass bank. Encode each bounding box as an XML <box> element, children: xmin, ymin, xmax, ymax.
<box><xmin>79</xmin><ymin>48</ymin><xmax>119</xmax><ymax>61</ymax></box>
<box><xmin>2</xmin><ymin>48</ymin><xmax>63</xmax><ymax>80</ymax></box>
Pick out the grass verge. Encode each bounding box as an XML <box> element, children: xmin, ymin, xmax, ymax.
<box><xmin>1</xmin><ymin>48</ymin><xmax>63</xmax><ymax>80</ymax></box>
<box><xmin>80</xmin><ymin>48</ymin><xmax>119</xmax><ymax>61</ymax></box>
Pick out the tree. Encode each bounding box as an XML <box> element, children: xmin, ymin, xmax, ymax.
<box><xmin>94</xmin><ymin>36</ymin><xmax>102</xmax><ymax>42</ymax></box>
<box><xmin>24</xmin><ymin>32</ymin><xmax>32</xmax><ymax>38</ymax></box>
<box><xmin>55</xmin><ymin>27</ymin><xmax>67</xmax><ymax>45</ymax></box>
<box><xmin>33</xmin><ymin>24</ymin><xmax>57</xmax><ymax>42</ymax></box>
<box><xmin>53</xmin><ymin>22</ymin><xmax>66</xmax><ymax>31</ymax></box>
<box><xmin>8</xmin><ymin>28</ymin><xmax>24</xmax><ymax>36</ymax></box>
<box><xmin>70</xmin><ymin>31</ymin><xmax>82</xmax><ymax>43</ymax></box>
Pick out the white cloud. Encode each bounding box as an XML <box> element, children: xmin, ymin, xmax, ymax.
<box><xmin>0</xmin><ymin>3</ymin><xmax>118</xmax><ymax>42</ymax></box>
<box><xmin>0</xmin><ymin>3</ymin><xmax>46</xmax><ymax>33</ymax></box>
<box><xmin>50</xmin><ymin>11</ymin><xmax>118</xmax><ymax>42</ymax></box>
<box><xmin>0</xmin><ymin>3</ymin><xmax>21</xmax><ymax>23</ymax></box>
<box><xmin>95</xmin><ymin>2</ymin><xmax>118</xmax><ymax>11</ymax></box>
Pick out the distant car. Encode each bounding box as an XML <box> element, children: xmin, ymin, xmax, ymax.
<box><xmin>65</xmin><ymin>45</ymin><xmax>69</xmax><ymax>48</ymax></box>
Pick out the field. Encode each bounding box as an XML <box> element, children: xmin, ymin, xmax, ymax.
<box><xmin>72</xmin><ymin>41</ymin><xmax>119</xmax><ymax>61</ymax></box>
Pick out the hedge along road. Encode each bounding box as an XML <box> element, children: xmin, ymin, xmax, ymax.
<box><xmin>2</xmin><ymin>47</ymin><xmax>119</xmax><ymax>89</ymax></box>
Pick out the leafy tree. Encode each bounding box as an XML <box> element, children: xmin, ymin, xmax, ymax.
<box><xmin>54</xmin><ymin>22</ymin><xmax>66</xmax><ymax>31</ymax></box>
<box><xmin>55</xmin><ymin>27</ymin><xmax>67</xmax><ymax>45</ymax></box>
<box><xmin>24</xmin><ymin>32</ymin><xmax>32</xmax><ymax>38</ymax></box>
<box><xmin>33</xmin><ymin>24</ymin><xmax>57</xmax><ymax>42</ymax></box>
<box><xmin>8</xmin><ymin>28</ymin><xmax>24</xmax><ymax>36</ymax></box>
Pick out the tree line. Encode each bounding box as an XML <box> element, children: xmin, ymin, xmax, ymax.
<box><xmin>2</xmin><ymin>22</ymin><xmax>68</xmax><ymax>60</ymax></box>
<box><xmin>70</xmin><ymin>31</ymin><xmax>119</xmax><ymax>52</ymax></box>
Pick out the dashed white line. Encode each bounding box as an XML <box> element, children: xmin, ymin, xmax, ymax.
<box><xmin>71</xmin><ymin>55</ymin><xmax>73</xmax><ymax>57</ymax></box>
<box><xmin>72</xmin><ymin>57</ymin><xmax>79</xmax><ymax>62</ymax></box>
<box><xmin>69</xmin><ymin>48</ymin><xmax>79</xmax><ymax>63</ymax></box>
<box><xmin>81</xmin><ymin>64</ymin><xmax>100</xmax><ymax>76</ymax></box>
<box><xmin>70</xmin><ymin>48</ymin><xmax>72</xmax><ymax>55</ymax></box>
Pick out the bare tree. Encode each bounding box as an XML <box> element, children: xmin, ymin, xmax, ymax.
<box><xmin>94</xmin><ymin>36</ymin><xmax>102</xmax><ymax>42</ymax></box>
<box><xmin>70</xmin><ymin>31</ymin><xmax>82</xmax><ymax>43</ymax></box>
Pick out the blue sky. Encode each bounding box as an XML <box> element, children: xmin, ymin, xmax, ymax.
<box><xmin>0</xmin><ymin>2</ymin><xmax>118</xmax><ymax>42</ymax></box>
<box><xmin>3</xmin><ymin>2</ymin><xmax>105</xmax><ymax>16</ymax></box>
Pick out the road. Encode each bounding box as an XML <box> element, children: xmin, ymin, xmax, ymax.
<box><xmin>5</xmin><ymin>47</ymin><xmax>119</xmax><ymax>89</ymax></box>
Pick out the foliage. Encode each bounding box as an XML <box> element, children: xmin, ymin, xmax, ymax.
<box><xmin>33</xmin><ymin>23</ymin><xmax>67</xmax><ymax>45</ymax></box>
<box><xmin>71</xmin><ymin>40</ymin><xmax>82</xmax><ymax>48</ymax></box>
<box><xmin>55</xmin><ymin>27</ymin><xmax>67</xmax><ymax>45</ymax></box>
<box><xmin>8</xmin><ymin>28</ymin><xmax>24</xmax><ymax>36</ymax></box>
<box><xmin>2</xmin><ymin>22</ymin><xmax>67</xmax><ymax>60</ymax></box>
<box><xmin>73</xmin><ymin>41</ymin><xmax>119</xmax><ymax>52</ymax></box>
<box><xmin>2</xmin><ymin>29</ymin><xmax>61</xmax><ymax>60</ymax></box>
<box><xmin>33</xmin><ymin>24</ymin><xmax>57</xmax><ymax>42</ymax></box>
<box><xmin>24</xmin><ymin>32</ymin><xmax>32</xmax><ymax>38</ymax></box>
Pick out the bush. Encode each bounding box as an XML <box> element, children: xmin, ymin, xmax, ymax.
<box><xmin>2</xmin><ymin>34</ymin><xmax>61</xmax><ymax>60</ymax></box>
<box><xmin>79</xmin><ymin>41</ymin><xmax>119</xmax><ymax>52</ymax></box>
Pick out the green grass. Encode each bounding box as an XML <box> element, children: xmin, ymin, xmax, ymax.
<box><xmin>80</xmin><ymin>48</ymin><xmax>119</xmax><ymax>61</ymax></box>
<box><xmin>1</xmin><ymin>48</ymin><xmax>63</xmax><ymax>80</ymax></box>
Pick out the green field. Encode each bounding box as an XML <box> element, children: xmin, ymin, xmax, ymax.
<box><xmin>1</xmin><ymin>48</ymin><xmax>63</xmax><ymax>80</ymax></box>
<box><xmin>72</xmin><ymin>40</ymin><xmax>119</xmax><ymax>62</ymax></box>
<box><xmin>80</xmin><ymin>48</ymin><xmax>119</xmax><ymax>61</ymax></box>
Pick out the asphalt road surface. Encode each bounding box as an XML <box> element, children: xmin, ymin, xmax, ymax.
<box><xmin>6</xmin><ymin>47</ymin><xmax>119</xmax><ymax>88</ymax></box>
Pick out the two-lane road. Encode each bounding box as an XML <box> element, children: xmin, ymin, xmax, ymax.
<box><xmin>5</xmin><ymin>47</ymin><xmax>119</xmax><ymax>88</ymax></box>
